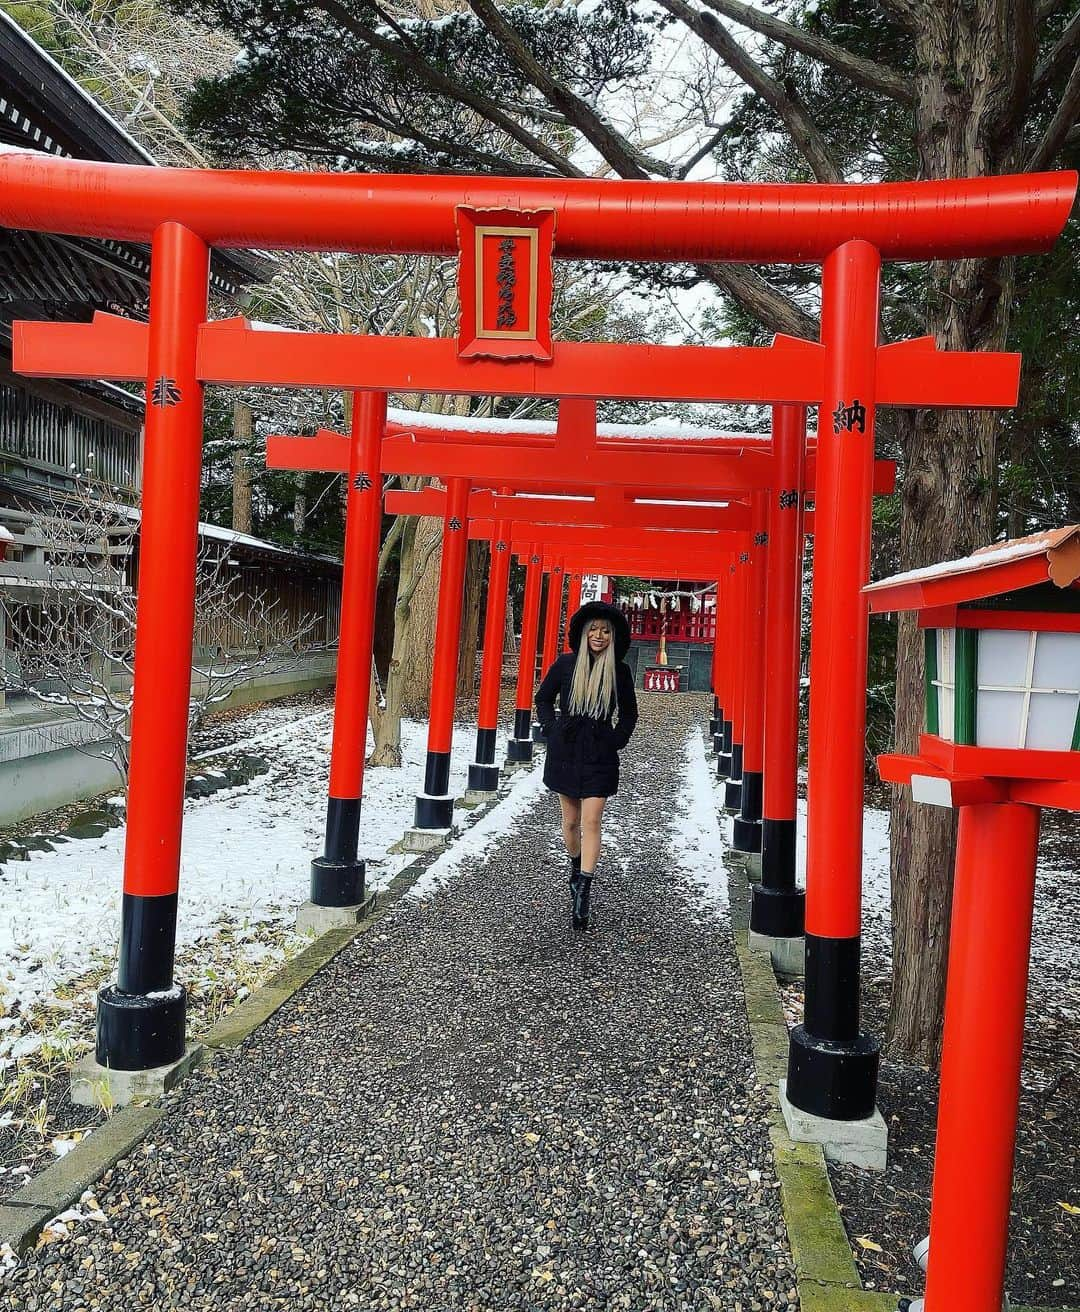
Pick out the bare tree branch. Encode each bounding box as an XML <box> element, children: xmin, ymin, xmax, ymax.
<box><xmin>315</xmin><ymin>0</ymin><xmax>585</xmax><ymax>177</ymax></box>
<box><xmin>698</xmin><ymin>262</ymin><xmax>820</xmax><ymax>339</ymax></box>
<box><xmin>697</xmin><ymin>0</ymin><xmax>914</xmax><ymax>105</ymax></box>
<box><xmin>1027</xmin><ymin>53</ymin><xmax>1080</xmax><ymax>168</ymax></box>
<box><xmin>1034</xmin><ymin>8</ymin><xmax>1080</xmax><ymax>93</ymax></box>
<box><xmin>466</xmin><ymin>0</ymin><xmax>673</xmax><ymax>178</ymax></box>
<box><xmin>1</xmin><ymin>480</ymin><xmax>321</xmax><ymax>777</ymax></box>
<box><xmin>660</xmin><ymin>0</ymin><xmax>844</xmax><ymax>183</ymax></box>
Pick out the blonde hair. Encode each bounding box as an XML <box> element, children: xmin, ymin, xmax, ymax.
<box><xmin>568</xmin><ymin>620</ymin><xmax>617</xmax><ymax>719</ymax></box>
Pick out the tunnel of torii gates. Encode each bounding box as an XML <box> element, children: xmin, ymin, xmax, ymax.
<box><xmin>1</xmin><ymin>152</ymin><xmax>1073</xmax><ymax>1145</ymax></box>
<box><xmin>266</xmin><ymin>402</ymin><xmax>894</xmax><ymax>966</ymax></box>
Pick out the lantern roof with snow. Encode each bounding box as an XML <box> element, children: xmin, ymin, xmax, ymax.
<box><xmin>868</xmin><ymin>527</ymin><xmax>1080</xmax><ymax>802</ymax></box>
<box><xmin>863</xmin><ymin>525</ymin><xmax>1080</xmax><ymax>616</ymax></box>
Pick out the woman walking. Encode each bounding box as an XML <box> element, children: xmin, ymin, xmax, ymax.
<box><xmin>534</xmin><ymin>601</ymin><xmax>639</xmax><ymax>930</ymax></box>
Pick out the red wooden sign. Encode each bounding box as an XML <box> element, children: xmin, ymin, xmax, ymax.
<box><xmin>456</xmin><ymin>206</ymin><xmax>555</xmax><ymax>361</ymax></box>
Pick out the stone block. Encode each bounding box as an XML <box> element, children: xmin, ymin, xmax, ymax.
<box><xmin>779</xmin><ymin>1078</ymin><xmax>888</xmax><ymax>1172</ymax></box>
<box><xmin>749</xmin><ymin>929</ymin><xmax>806</xmax><ymax>979</ymax></box>
<box><xmin>70</xmin><ymin>1044</ymin><xmax>204</xmax><ymax>1110</ymax></box>
<box><xmin>295</xmin><ymin>893</ymin><xmax>376</xmax><ymax>936</ymax></box>
<box><xmin>401</xmin><ymin>827</ymin><xmax>449</xmax><ymax>854</ymax></box>
<box><xmin>463</xmin><ymin>788</ymin><xmax>497</xmax><ymax>807</ymax></box>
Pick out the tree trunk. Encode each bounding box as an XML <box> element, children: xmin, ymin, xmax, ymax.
<box><xmin>397</xmin><ymin>512</ymin><xmax>442</xmax><ymax>715</ymax></box>
<box><xmin>231</xmin><ymin>399</ymin><xmax>253</xmax><ymax>534</ymax></box>
<box><xmin>456</xmin><ymin>539</ymin><xmax>486</xmax><ymax>699</ymax></box>
<box><xmin>504</xmin><ymin>584</ymin><xmax>518</xmax><ymax>658</ymax></box>
<box><xmin>368</xmin><ymin>518</ymin><xmax>417</xmax><ymax>767</ymax></box>
<box><xmin>887</xmin><ymin>3</ymin><xmax>1031</xmax><ymax>1064</ymax></box>
<box><xmin>293</xmin><ymin>472</ymin><xmax>307</xmax><ymax>540</ymax></box>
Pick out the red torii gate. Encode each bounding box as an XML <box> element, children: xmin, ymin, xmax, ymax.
<box><xmin>321</xmin><ymin>408</ymin><xmax>883</xmax><ymax>979</ymax></box>
<box><xmin>276</xmin><ymin>409</ymin><xmax>890</xmax><ymax>895</ymax></box>
<box><xmin>268</xmin><ymin>406</ymin><xmax>790</xmax><ymax>893</ymax></box>
<box><xmin>0</xmin><ymin>153</ymin><xmax>1071</xmax><ymax>1143</ymax></box>
<box><xmin>309</xmin><ymin>427</ymin><xmax>760</xmax><ymax>836</ymax></box>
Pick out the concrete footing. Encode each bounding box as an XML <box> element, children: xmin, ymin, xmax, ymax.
<box><xmin>463</xmin><ymin>788</ymin><xmax>498</xmax><ymax>807</ymax></box>
<box><xmin>743</xmin><ymin>851</ymin><xmax>762</xmax><ymax>881</ymax></box>
<box><xmin>295</xmin><ymin>893</ymin><xmax>376</xmax><ymax>936</ymax></box>
<box><xmin>71</xmin><ymin>1043</ymin><xmax>203</xmax><ymax>1109</ymax></box>
<box><xmin>779</xmin><ymin>1077</ymin><xmax>888</xmax><ymax>1172</ymax></box>
<box><xmin>401</xmin><ymin>826</ymin><xmax>450</xmax><ymax>854</ymax></box>
<box><xmin>748</xmin><ymin>928</ymin><xmax>805</xmax><ymax>978</ymax></box>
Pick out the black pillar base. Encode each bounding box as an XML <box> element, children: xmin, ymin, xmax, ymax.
<box><xmin>531</xmin><ymin>722</ymin><xmax>546</xmax><ymax>744</ymax></box>
<box><xmin>750</xmin><ymin>883</ymin><xmax>806</xmax><ymax>937</ymax></box>
<box><xmin>96</xmin><ymin>982</ymin><xmax>186</xmax><ymax>1072</ymax></box>
<box><xmin>475</xmin><ymin>726</ymin><xmax>497</xmax><ymax>765</ymax></box>
<box><xmin>785</xmin><ymin>1024</ymin><xmax>880</xmax><ymax>1121</ymax></box>
<box><xmin>732</xmin><ymin>815</ymin><xmax>763</xmax><ymax>853</ymax></box>
<box><xmin>723</xmin><ymin>778</ymin><xmax>743</xmax><ymax>811</ymax></box>
<box><xmin>414</xmin><ymin>793</ymin><xmax>455</xmax><ymax>829</ymax></box>
<box><xmin>506</xmin><ymin>737</ymin><xmax>534</xmax><ymax>763</ymax></box>
<box><xmin>736</xmin><ymin>768</ymin><xmax>763</xmax><ymax>832</ymax></box>
<box><xmin>468</xmin><ymin>761</ymin><xmax>500</xmax><ymax>792</ymax></box>
<box><xmin>717</xmin><ymin>750</ymin><xmax>733</xmax><ymax>780</ymax></box>
<box><xmin>310</xmin><ymin>855</ymin><xmax>366</xmax><ymax>907</ymax></box>
<box><xmin>761</xmin><ymin>817</ymin><xmax>797</xmax><ymax>887</ymax></box>
<box><xmin>712</xmin><ymin>732</ymin><xmax>724</xmax><ymax>755</ymax></box>
<box><xmin>708</xmin><ymin>715</ymin><xmax>720</xmax><ymax>737</ymax></box>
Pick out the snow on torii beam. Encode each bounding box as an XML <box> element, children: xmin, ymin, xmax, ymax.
<box><xmin>267</xmin><ymin>426</ymin><xmax>897</xmax><ymax>497</ymax></box>
<box><xmin>0</xmin><ymin>153</ymin><xmax>1073</xmax><ymax>263</ymax></box>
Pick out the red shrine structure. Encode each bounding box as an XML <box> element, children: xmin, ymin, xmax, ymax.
<box><xmin>0</xmin><ymin>151</ymin><xmax>1073</xmax><ymax>1170</ymax></box>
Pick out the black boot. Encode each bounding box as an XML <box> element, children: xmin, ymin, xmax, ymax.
<box><xmin>569</xmin><ymin>852</ymin><xmax>581</xmax><ymax>895</ymax></box>
<box><xmin>572</xmin><ymin>871</ymin><xmax>593</xmax><ymax>931</ymax></box>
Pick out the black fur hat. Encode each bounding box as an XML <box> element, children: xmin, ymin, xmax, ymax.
<box><xmin>567</xmin><ymin>601</ymin><xmax>631</xmax><ymax>661</ymax></box>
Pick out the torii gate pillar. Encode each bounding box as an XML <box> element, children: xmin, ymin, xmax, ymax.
<box><xmin>95</xmin><ymin>223</ymin><xmax>208</xmax><ymax>1080</ymax></box>
<box><xmin>507</xmin><ymin>551</ymin><xmax>543</xmax><ymax>765</ymax></box>
<box><xmin>708</xmin><ymin>583</ymin><xmax>724</xmax><ymax>747</ymax></box>
<box><xmin>467</xmin><ymin>518</ymin><xmax>513</xmax><ymax>798</ymax></box>
<box><xmin>410</xmin><ymin>477</ymin><xmax>471</xmax><ymax>841</ymax></box>
<box><xmin>732</xmin><ymin>490</ymin><xmax>770</xmax><ymax>864</ymax></box>
<box><xmin>724</xmin><ymin>545</ymin><xmax>752</xmax><ymax>811</ymax></box>
<box><xmin>750</xmin><ymin>403</ymin><xmax>807</xmax><ymax>974</ymax></box>
<box><xmin>301</xmin><ymin>391</ymin><xmax>385</xmax><ymax>929</ymax></box>
<box><xmin>783</xmin><ymin>240</ymin><xmax>883</xmax><ymax>1149</ymax></box>
<box><xmin>534</xmin><ymin>563</ymin><xmax>564</xmax><ymax>740</ymax></box>
<box><xmin>563</xmin><ymin>570</ymin><xmax>583</xmax><ymax>652</ymax></box>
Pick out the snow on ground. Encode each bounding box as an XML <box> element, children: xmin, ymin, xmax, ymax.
<box><xmin>408</xmin><ymin>761</ymin><xmax>549</xmax><ymax>900</ymax></box>
<box><xmin>716</xmin><ymin>764</ymin><xmax>1076</xmax><ymax>1020</ymax></box>
<box><xmin>0</xmin><ymin>700</ymin><xmax>480</xmax><ymax>1068</ymax></box>
<box><xmin>674</xmin><ymin>728</ymin><xmax>730</xmax><ymax>910</ymax></box>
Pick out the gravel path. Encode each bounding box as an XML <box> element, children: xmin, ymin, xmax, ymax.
<box><xmin>2</xmin><ymin>695</ymin><xmax>796</xmax><ymax>1311</ymax></box>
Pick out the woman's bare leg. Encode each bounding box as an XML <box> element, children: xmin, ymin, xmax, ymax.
<box><xmin>557</xmin><ymin>794</ymin><xmax>582</xmax><ymax>860</ymax></box>
<box><xmin>580</xmin><ymin>796</ymin><xmax>607</xmax><ymax>872</ymax></box>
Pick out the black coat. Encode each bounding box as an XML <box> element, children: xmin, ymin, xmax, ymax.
<box><xmin>535</xmin><ymin>651</ymin><xmax>639</xmax><ymax>799</ymax></box>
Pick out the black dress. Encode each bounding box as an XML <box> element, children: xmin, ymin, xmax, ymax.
<box><xmin>535</xmin><ymin>651</ymin><xmax>639</xmax><ymax>799</ymax></box>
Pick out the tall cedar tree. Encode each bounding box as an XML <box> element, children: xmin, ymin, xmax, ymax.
<box><xmin>177</xmin><ymin>0</ymin><xmax>1080</xmax><ymax>1065</ymax></box>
